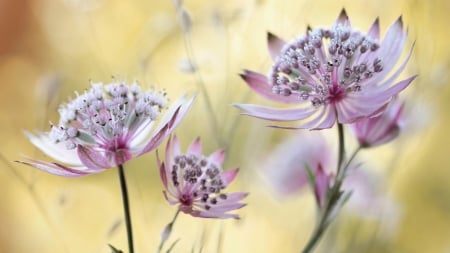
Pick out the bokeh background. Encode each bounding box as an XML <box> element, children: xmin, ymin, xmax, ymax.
<box><xmin>0</xmin><ymin>0</ymin><xmax>449</xmax><ymax>252</ymax></box>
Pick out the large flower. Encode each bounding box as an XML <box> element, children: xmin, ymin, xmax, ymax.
<box><xmin>17</xmin><ymin>81</ymin><xmax>195</xmax><ymax>177</ymax></box>
<box><xmin>158</xmin><ymin>136</ymin><xmax>247</xmax><ymax>219</ymax></box>
<box><xmin>235</xmin><ymin>9</ymin><xmax>416</xmax><ymax>129</ymax></box>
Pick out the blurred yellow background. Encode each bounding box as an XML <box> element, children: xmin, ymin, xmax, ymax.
<box><xmin>0</xmin><ymin>0</ymin><xmax>449</xmax><ymax>252</ymax></box>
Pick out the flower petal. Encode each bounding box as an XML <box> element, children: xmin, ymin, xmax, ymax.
<box><xmin>209</xmin><ymin>149</ymin><xmax>225</xmax><ymax>165</ymax></box>
<box><xmin>367</xmin><ymin>17</ymin><xmax>380</xmax><ymax>39</ymax></box>
<box><xmin>267</xmin><ymin>32</ymin><xmax>286</xmax><ymax>60</ymax></box>
<box><xmin>234</xmin><ymin>103</ymin><xmax>316</xmax><ymax>121</ymax></box>
<box><xmin>138</xmin><ymin>117</ymin><xmax>172</xmax><ymax>155</ymax></box>
<box><xmin>336</xmin><ymin>8</ymin><xmax>350</xmax><ymax>25</ymax></box>
<box><xmin>222</xmin><ymin>168</ymin><xmax>239</xmax><ymax>185</ymax></box>
<box><xmin>15</xmin><ymin>158</ymin><xmax>98</xmax><ymax>177</ymax></box>
<box><xmin>159</xmin><ymin>160</ymin><xmax>168</xmax><ymax>189</ymax></box>
<box><xmin>187</xmin><ymin>137</ymin><xmax>202</xmax><ymax>156</ymax></box>
<box><xmin>240</xmin><ymin>70</ymin><xmax>299</xmax><ymax>104</ymax></box>
<box><xmin>77</xmin><ymin>145</ymin><xmax>113</xmax><ymax>169</ymax></box>
<box><xmin>25</xmin><ymin>131</ymin><xmax>81</xmax><ymax>165</ymax></box>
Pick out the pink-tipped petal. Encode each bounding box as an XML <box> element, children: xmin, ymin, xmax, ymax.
<box><xmin>378</xmin><ymin>17</ymin><xmax>406</xmax><ymax>70</ymax></box>
<box><xmin>16</xmin><ymin>159</ymin><xmax>95</xmax><ymax>177</ymax></box>
<box><xmin>209</xmin><ymin>149</ymin><xmax>225</xmax><ymax>165</ymax></box>
<box><xmin>222</xmin><ymin>168</ymin><xmax>239</xmax><ymax>185</ymax></box>
<box><xmin>187</xmin><ymin>137</ymin><xmax>202</xmax><ymax>156</ymax></box>
<box><xmin>77</xmin><ymin>145</ymin><xmax>112</xmax><ymax>169</ymax></box>
<box><xmin>267</xmin><ymin>32</ymin><xmax>286</xmax><ymax>60</ymax></box>
<box><xmin>240</xmin><ymin>70</ymin><xmax>299</xmax><ymax>104</ymax></box>
<box><xmin>336</xmin><ymin>8</ymin><xmax>349</xmax><ymax>25</ymax></box>
<box><xmin>235</xmin><ymin>103</ymin><xmax>316</xmax><ymax>121</ymax></box>
<box><xmin>367</xmin><ymin>17</ymin><xmax>380</xmax><ymax>39</ymax></box>
<box><xmin>377</xmin><ymin>75</ymin><xmax>417</xmax><ymax>101</ymax></box>
<box><xmin>138</xmin><ymin>122</ymin><xmax>170</xmax><ymax>155</ymax></box>
<box><xmin>159</xmin><ymin>161</ymin><xmax>168</xmax><ymax>189</ymax></box>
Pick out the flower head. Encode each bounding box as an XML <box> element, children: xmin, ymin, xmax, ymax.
<box><xmin>350</xmin><ymin>98</ymin><xmax>404</xmax><ymax>148</ymax></box>
<box><xmin>18</xmin><ymin>81</ymin><xmax>195</xmax><ymax>177</ymax></box>
<box><xmin>235</xmin><ymin>9</ymin><xmax>416</xmax><ymax>129</ymax></box>
<box><xmin>158</xmin><ymin>136</ymin><xmax>247</xmax><ymax>219</ymax></box>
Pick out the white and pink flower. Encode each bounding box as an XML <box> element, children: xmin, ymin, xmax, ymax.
<box><xmin>18</xmin><ymin>81</ymin><xmax>195</xmax><ymax>177</ymax></box>
<box><xmin>235</xmin><ymin>9</ymin><xmax>415</xmax><ymax>129</ymax></box>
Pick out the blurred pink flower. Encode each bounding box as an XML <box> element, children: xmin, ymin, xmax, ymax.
<box><xmin>263</xmin><ymin>132</ymin><xmax>333</xmax><ymax>196</ymax></box>
<box><xmin>263</xmin><ymin>132</ymin><xmax>400</xmax><ymax>221</ymax></box>
<box><xmin>350</xmin><ymin>98</ymin><xmax>404</xmax><ymax>148</ymax></box>
<box><xmin>235</xmin><ymin>9</ymin><xmax>416</xmax><ymax>129</ymax></box>
<box><xmin>18</xmin><ymin>81</ymin><xmax>195</xmax><ymax>177</ymax></box>
<box><xmin>158</xmin><ymin>136</ymin><xmax>247</xmax><ymax>219</ymax></box>
<box><xmin>313</xmin><ymin>164</ymin><xmax>331</xmax><ymax>208</ymax></box>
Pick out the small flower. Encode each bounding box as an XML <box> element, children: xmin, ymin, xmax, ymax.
<box><xmin>17</xmin><ymin>81</ymin><xmax>195</xmax><ymax>177</ymax></box>
<box><xmin>158</xmin><ymin>136</ymin><xmax>247</xmax><ymax>219</ymax></box>
<box><xmin>263</xmin><ymin>132</ymin><xmax>333</xmax><ymax>196</ymax></box>
<box><xmin>235</xmin><ymin>9</ymin><xmax>416</xmax><ymax>129</ymax></box>
<box><xmin>313</xmin><ymin>164</ymin><xmax>330</xmax><ymax>208</ymax></box>
<box><xmin>350</xmin><ymin>98</ymin><xmax>404</xmax><ymax>148</ymax></box>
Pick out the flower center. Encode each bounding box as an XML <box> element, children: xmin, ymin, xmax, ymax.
<box><xmin>269</xmin><ymin>23</ymin><xmax>383</xmax><ymax>107</ymax></box>
<box><xmin>171</xmin><ymin>154</ymin><xmax>228</xmax><ymax>210</ymax></box>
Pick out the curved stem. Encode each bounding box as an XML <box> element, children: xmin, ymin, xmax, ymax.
<box><xmin>118</xmin><ymin>164</ymin><xmax>134</xmax><ymax>253</ymax></box>
<box><xmin>157</xmin><ymin>209</ymin><xmax>181</xmax><ymax>253</ymax></box>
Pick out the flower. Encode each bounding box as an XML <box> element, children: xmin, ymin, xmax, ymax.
<box><xmin>313</xmin><ymin>164</ymin><xmax>331</xmax><ymax>208</ymax></box>
<box><xmin>235</xmin><ymin>9</ymin><xmax>416</xmax><ymax>129</ymax></box>
<box><xmin>263</xmin><ymin>132</ymin><xmax>333</xmax><ymax>196</ymax></box>
<box><xmin>350</xmin><ymin>98</ymin><xmax>404</xmax><ymax>148</ymax></box>
<box><xmin>263</xmin><ymin>131</ymin><xmax>399</xmax><ymax>219</ymax></box>
<box><xmin>17</xmin><ymin>81</ymin><xmax>195</xmax><ymax>177</ymax></box>
<box><xmin>158</xmin><ymin>136</ymin><xmax>247</xmax><ymax>219</ymax></box>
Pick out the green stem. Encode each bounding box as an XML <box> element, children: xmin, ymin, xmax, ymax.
<box><xmin>157</xmin><ymin>209</ymin><xmax>181</xmax><ymax>253</ymax></box>
<box><xmin>301</xmin><ymin>123</ymin><xmax>346</xmax><ymax>253</ymax></box>
<box><xmin>336</xmin><ymin>123</ymin><xmax>345</xmax><ymax>176</ymax></box>
<box><xmin>118</xmin><ymin>164</ymin><xmax>134</xmax><ymax>253</ymax></box>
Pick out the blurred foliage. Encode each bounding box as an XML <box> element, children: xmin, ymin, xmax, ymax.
<box><xmin>0</xmin><ymin>0</ymin><xmax>449</xmax><ymax>252</ymax></box>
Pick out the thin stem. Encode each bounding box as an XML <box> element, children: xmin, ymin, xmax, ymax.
<box><xmin>158</xmin><ymin>209</ymin><xmax>181</xmax><ymax>253</ymax></box>
<box><xmin>118</xmin><ymin>164</ymin><xmax>134</xmax><ymax>253</ymax></box>
<box><xmin>336</xmin><ymin>123</ymin><xmax>346</xmax><ymax>176</ymax></box>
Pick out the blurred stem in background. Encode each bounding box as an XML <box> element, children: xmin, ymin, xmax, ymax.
<box><xmin>157</xmin><ymin>209</ymin><xmax>181</xmax><ymax>253</ymax></box>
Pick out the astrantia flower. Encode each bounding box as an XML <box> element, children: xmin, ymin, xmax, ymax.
<box><xmin>235</xmin><ymin>9</ymin><xmax>416</xmax><ymax>129</ymax></box>
<box><xmin>18</xmin><ymin>81</ymin><xmax>195</xmax><ymax>177</ymax></box>
<box><xmin>350</xmin><ymin>98</ymin><xmax>404</xmax><ymax>148</ymax></box>
<box><xmin>158</xmin><ymin>136</ymin><xmax>247</xmax><ymax>219</ymax></box>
